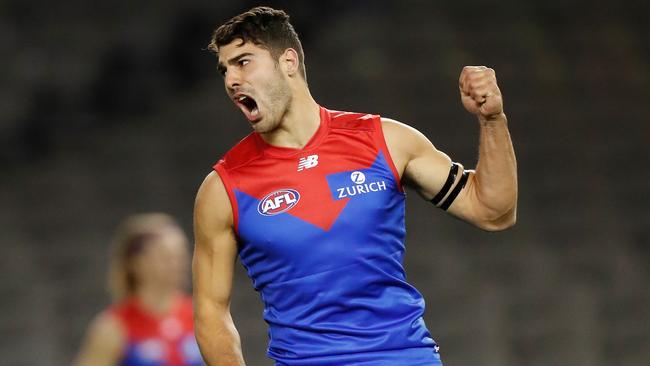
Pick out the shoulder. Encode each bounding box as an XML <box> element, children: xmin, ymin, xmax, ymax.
<box><xmin>327</xmin><ymin>108</ymin><xmax>378</xmax><ymax>131</ymax></box>
<box><xmin>87</xmin><ymin>310</ymin><xmax>125</xmax><ymax>346</ymax></box>
<box><xmin>195</xmin><ymin>172</ymin><xmax>230</xmax><ymax>210</ymax></box>
<box><xmin>74</xmin><ymin>310</ymin><xmax>125</xmax><ymax>366</ymax></box>
<box><xmin>380</xmin><ymin>117</ymin><xmax>438</xmax><ymax>158</ymax></box>
<box><xmin>198</xmin><ymin>169</ymin><xmax>224</xmax><ymax>187</ymax></box>
<box><xmin>95</xmin><ymin>309</ymin><xmax>124</xmax><ymax>331</ymax></box>
<box><xmin>194</xmin><ymin>171</ymin><xmax>233</xmax><ymax>231</ymax></box>
<box><xmin>381</xmin><ymin>117</ymin><xmax>427</xmax><ymax>141</ymax></box>
<box><xmin>326</xmin><ymin>110</ymin><xmax>428</xmax><ymax>146</ymax></box>
<box><xmin>214</xmin><ymin>132</ymin><xmax>261</xmax><ymax>171</ymax></box>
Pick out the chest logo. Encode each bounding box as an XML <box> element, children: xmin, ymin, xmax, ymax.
<box><xmin>350</xmin><ymin>171</ymin><xmax>366</xmax><ymax>184</ymax></box>
<box><xmin>297</xmin><ymin>154</ymin><xmax>319</xmax><ymax>171</ymax></box>
<box><xmin>258</xmin><ymin>189</ymin><xmax>301</xmax><ymax>216</ymax></box>
<box><xmin>333</xmin><ymin>171</ymin><xmax>388</xmax><ymax>199</ymax></box>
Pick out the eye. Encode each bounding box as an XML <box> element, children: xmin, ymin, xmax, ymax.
<box><xmin>238</xmin><ymin>59</ymin><xmax>250</xmax><ymax>67</ymax></box>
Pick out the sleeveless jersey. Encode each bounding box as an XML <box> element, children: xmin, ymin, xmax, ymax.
<box><xmin>108</xmin><ymin>296</ymin><xmax>203</xmax><ymax>366</ymax></box>
<box><xmin>214</xmin><ymin>107</ymin><xmax>442</xmax><ymax>365</ymax></box>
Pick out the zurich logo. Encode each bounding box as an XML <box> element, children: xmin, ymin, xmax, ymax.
<box><xmin>258</xmin><ymin>189</ymin><xmax>300</xmax><ymax>216</ymax></box>
<box><xmin>350</xmin><ymin>171</ymin><xmax>366</xmax><ymax>184</ymax></box>
<box><xmin>334</xmin><ymin>170</ymin><xmax>387</xmax><ymax>199</ymax></box>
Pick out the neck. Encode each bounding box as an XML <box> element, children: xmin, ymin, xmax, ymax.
<box><xmin>260</xmin><ymin>80</ymin><xmax>321</xmax><ymax>149</ymax></box>
<box><xmin>134</xmin><ymin>284</ymin><xmax>179</xmax><ymax>315</ymax></box>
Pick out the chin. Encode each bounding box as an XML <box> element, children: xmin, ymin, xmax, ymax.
<box><xmin>250</xmin><ymin>122</ymin><xmax>264</xmax><ymax>132</ymax></box>
<box><xmin>251</xmin><ymin>119</ymin><xmax>277</xmax><ymax>134</ymax></box>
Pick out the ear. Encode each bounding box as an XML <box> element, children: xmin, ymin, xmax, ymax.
<box><xmin>279</xmin><ymin>48</ymin><xmax>300</xmax><ymax>77</ymax></box>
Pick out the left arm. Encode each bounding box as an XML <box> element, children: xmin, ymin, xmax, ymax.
<box><xmin>73</xmin><ymin>312</ymin><xmax>124</xmax><ymax>366</ymax></box>
<box><xmin>383</xmin><ymin>66</ymin><xmax>517</xmax><ymax>231</ymax></box>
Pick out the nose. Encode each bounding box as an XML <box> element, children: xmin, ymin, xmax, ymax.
<box><xmin>225</xmin><ymin>68</ymin><xmax>241</xmax><ymax>91</ymax></box>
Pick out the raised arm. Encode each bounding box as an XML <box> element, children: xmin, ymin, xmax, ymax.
<box><xmin>193</xmin><ymin>171</ymin><xmax>245</xmax><ymax>365</ymax></box>
<box><xmin>383</xmin><ymin>66</ymin><xmax>517</xmax><ymax>231</ymax></box>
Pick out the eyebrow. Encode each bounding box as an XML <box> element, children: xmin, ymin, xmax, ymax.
<box><xmin>217</xmin><ymin>52</ymin><xmax>254</xmax><ymax>74</ymax></box>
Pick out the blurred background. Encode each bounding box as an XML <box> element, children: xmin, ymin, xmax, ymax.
<box><xmin>1</xmin><ymin>0</ymin><xmax>648</xmax><ymax>365</ymax></box>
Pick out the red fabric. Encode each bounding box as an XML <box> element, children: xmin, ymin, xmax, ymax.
<box><xmin>109</xmin><ymin>295</ymin><xmax>194</xmax><ymax>365</ymax></box>
<box><xmin>213</xmin><ymin>107</ymin><xmax>399</xmax><ymax>232</ymax></box>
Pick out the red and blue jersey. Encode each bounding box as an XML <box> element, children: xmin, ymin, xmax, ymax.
<box><xmin>214</xmin><ymin>107</ymin><xmax>441</xmax><ymax>365</ymax></box>
<box><xmin>109</xmin><ymin>296</ymin><xmax>203</xmax><ymax>366</ymax></box>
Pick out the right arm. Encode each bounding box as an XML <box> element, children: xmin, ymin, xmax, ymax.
<box><xmin>193</xmin><ymin>171</ymin><xmax>245</xmax><ymax>366</ymax></box>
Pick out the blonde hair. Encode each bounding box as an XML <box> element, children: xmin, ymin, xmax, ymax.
<box><xmin>107</xmin><ymin>213</ymin><xmax>182</xmax><ymax>302</ymax></box>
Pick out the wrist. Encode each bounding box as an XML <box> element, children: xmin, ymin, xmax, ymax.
<box><xmin>479</xmin><ymin>112</ymin><xmax>507</xmax><ymax>125</ymax></box>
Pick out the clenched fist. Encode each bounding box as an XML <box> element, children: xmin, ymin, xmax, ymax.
<box><xmin>459</xmin><ymin>66</ymin><xmax>504</xmax><ymax>120</ymax></box>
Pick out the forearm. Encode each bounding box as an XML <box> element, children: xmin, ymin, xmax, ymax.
<box><xmin>473</xmin><ymin>113</ymin><xmax>518</xmax><ymax>222</ymax></box>
<box><xmin>195</xmin><ymin>307</ymin><xmax>246</xmax><ymax>366</ymax></box>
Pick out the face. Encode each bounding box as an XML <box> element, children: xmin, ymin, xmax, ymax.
<box><xmin>131</xmin><ymin>226</ymin><xmax>189</xmax><ymax>290</ymax></box>
<box><xmin>217</xmin><ymin>39</ymin><xmax>292</xmax><ymax>133</ymax></box>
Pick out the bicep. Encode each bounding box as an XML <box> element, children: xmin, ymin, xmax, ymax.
<box><xmin>382</xmin><ymin>118</ymin><xmax>480</xmax><ymax>223</ymax></box>
<box><xmin>403</xmin><ymin>139</ymin><xmax>455</xmax><ymax>200</ymax></box>
<box><xmin>192</xmin><ymin>171</ymin><xmax>238</xmax><ymax>317</ymax></box>
<box><xmin>382</xmin><ymin>118</ymin><xmax>454</xmax><ymax>199</ymax></box>
<box><xmin>74</xmin><ymin>313</ymin><xmax>124</xmax><ymax>366</ymax></box>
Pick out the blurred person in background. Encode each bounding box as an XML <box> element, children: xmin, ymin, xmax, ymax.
<box><xmin>74</xmin><ymin>213</ymin><xmax>204</xmax><ymax>366</ymax></box>
<box><xmin>193</xmin><ymin>6</ymin><xmax>517</xmax><ymax>366</ymax></box>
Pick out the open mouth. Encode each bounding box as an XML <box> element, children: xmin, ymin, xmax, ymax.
<box><xmin>234</xmin><ymin>94</ymin><xmax>261</xmax><ymax>122</ymax></box>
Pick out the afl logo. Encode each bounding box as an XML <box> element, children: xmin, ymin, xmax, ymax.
<box><xmin>258</xmin><ymin>189</ymin><xmax>300</xmax><ymax>216</ymax></box>
<box><xmin>350</xmin><ymin>171</ymin><xmax>366</xmax><ymax>184</ymax></box>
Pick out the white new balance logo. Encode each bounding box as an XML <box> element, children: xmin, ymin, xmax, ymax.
<box><xmin>297</xmin><ymin>155</ymin><xmax>319</xmax><ymax>171</ymax></box>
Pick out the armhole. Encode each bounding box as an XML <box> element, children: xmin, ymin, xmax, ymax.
<box><xmin>372</xmin><ymin>116</ymin><xmax>404</xmax><ymax>193</ymax></box>
<box><xmin>213</xmin><ymin>164</ymin><xmax>240</xmax><ymax>235</ymax></box>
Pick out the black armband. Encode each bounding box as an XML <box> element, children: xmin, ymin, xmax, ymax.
<box><xmin>430</xmin><ymin>163</ymin><xmax>459</xmax><ymax>206</ymax></box>
<box><xmin>440</xmin><ymin>170</ymin><xmax>469</xmax><ymax>211</ymax></box>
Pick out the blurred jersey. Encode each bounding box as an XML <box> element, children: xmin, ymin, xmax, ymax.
<box><xmin>109</xmin><ymin>296</ymin><xmax>203</xmax><ymax>366</ymax></box>
<box><xmin>214</xmin><ymin>107</ymin><xmax>442</xmax><ymax>365</ymax></box>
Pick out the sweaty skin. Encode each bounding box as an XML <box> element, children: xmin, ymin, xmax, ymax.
<box><xmin>193</xmin><ymin>39</ymin><xmax>517</xmax><ymax>365</ymax></box>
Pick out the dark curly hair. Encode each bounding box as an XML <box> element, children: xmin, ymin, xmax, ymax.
<box><xmin>208</xmin><ymin>6</ymin><xmax>306</xmax><ymax>80</ymax></box>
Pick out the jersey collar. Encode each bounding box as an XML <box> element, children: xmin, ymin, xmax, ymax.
<box><xmin>253</xmin><ymin>106</ymin><xmax>330</xmax><ymax>158</ymax></box>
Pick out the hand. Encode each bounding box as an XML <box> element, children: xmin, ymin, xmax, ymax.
<box><xmin>459</xmin><ymin>66</ymin><xmax>504</xmax><ymax>120</ymax></box>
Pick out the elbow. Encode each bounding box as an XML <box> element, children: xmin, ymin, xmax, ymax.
<box><xmin>474</xmin><ymin>204</ymin><xmax>517</xmax><ymax>232</ymax></box>
<box><xmin>194</xmin><ymin>321</ymin><xmax>212</xmax><ymax>352</ymax></box>
<box><xmin>477</xmin><ymin>214</ymin><xmax>516</xmax><ymax>232</ymax></box>
<box><xmin>470</xmin><ymin>183</ymin><xmax>518</xmax><ymax>232</ymax></box>
<box><xmin>194</xmin><ymin>304</ymin><xmax>238</xmax><ymax>345</ymax></box>
<box><xmin>194</xmin><ymin>320</ymin><xmax>211</xmax><ymax>346</ymax></box>
<box><xmin>193</xmin><ymin>305</ymin><xmax>217</xmax><ymax>346</ymax></box>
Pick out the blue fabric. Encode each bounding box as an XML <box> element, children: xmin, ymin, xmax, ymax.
<box><xmin>275</xmin><ymin>347</ymin><xmax>442</xmax><ymax>366</ymax></box>
<box><xmin>235</xmin><ymin>153</ymin><xmax>441</xmax><ymax>365</ymax></box>
<box><xmin>119</xmin><ymin>335</ymin><xmax>203</xmax><ymax>366</ymax></box>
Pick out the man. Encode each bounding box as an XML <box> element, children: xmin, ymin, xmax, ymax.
<box><xmin>75</xmin><ymin>213</ymin><xmax>203</xmax><ymax>366</ymax></box>
<box><xmin>193</xmin><ymin>6</ymin><xmax>517</xmax><ymax>366</ymax></box>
